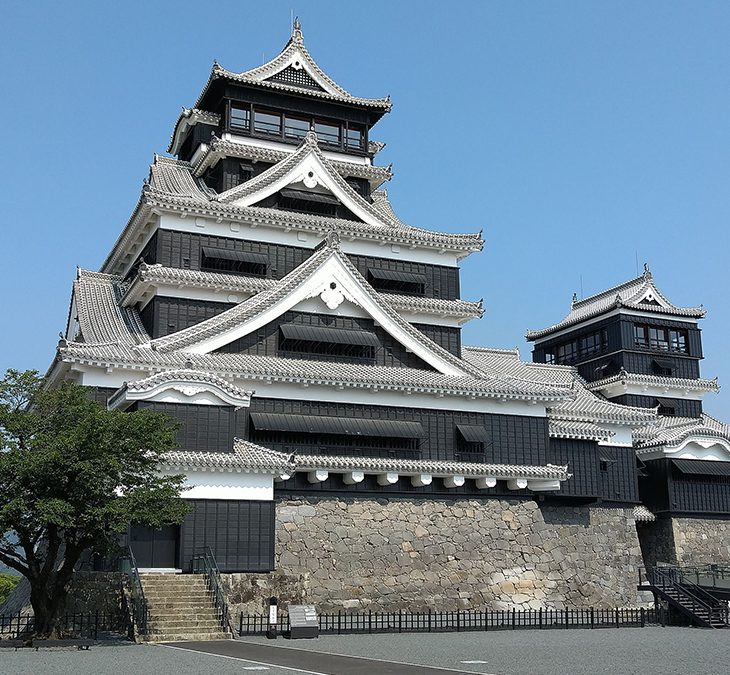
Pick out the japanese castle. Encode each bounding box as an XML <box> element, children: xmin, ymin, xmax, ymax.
<box><xmin>48</xmin><ymin>21</ymin><xmax>730</xmax><ymax>609</ymax></box>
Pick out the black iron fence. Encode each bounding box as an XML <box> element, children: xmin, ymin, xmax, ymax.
<box><xmin>0</xmin><ymin>611</ymin><xmax>127</xmax><ymax>640</ymax></box>
<box><xmin>239</xmin><ymin>607</ymin><xmax>657</xmax><ymax>637</ymax></box>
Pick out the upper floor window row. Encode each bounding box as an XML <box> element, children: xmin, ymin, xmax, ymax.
<box><xmin>544</xmin><ymin>328</ymin><xmax>608</xmax><ymax>365</ymax></box>
<box><xmin>228</xmin><ymin>103</ymin><xmax>365</xmax><ymax>151</ymax></box>
<box><xmin>634</xmin><ymin>325</ymin><xmax>688</xmax><ymax>354</ymax></box>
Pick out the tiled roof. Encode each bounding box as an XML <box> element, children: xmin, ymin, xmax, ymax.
<box><xmin>193</xmin><ymin>21</ymin><xmax>391</xmax><ymax>111</ymax></box>
<box><xmin>72</xmin><ymin>269</ymin><xmax>149</xmax><ymax>345</ymax></box>
<box><xmin>633</xmin><ymin>505</ymin><xmax>656</xmax><ymax>522</ymax></box>
<box><xmin>588</xmin><ymin>369</ymin><xmax>720</xmax><ymax>395</ymax></box>
<box><xmin>526</xmin><ymin>268</ymin><xmax>706</xmax><ymax>340</ymax></box>
<box><xmin>462</xmin><ymin>346</ymin><xmax>656</xmax><ymax>426</ymax></box>
<box><xmin>162</xmin><ymin>440</ymin><xmax>293</xmax><ymax>473</ymax></box>
<box><xmin>102</xmin><ymin>155</ymin><xmax>483</xmax><ymax>274</ymax></box>
<box><xmin>548</xmin><ymin>419</ymin><xmax>615</xmax><ymax>442</ymax></box>
<box><xmin>634</xmin><ymin>413</ymin><xmax>730</xmax><ymax>450</ymax></box>
<box><xmin>120</xmin><ymin>263</ymin><xmax>484</xmax><ymax>321</ymax></box>
<box><xmin>126</xmin><ymin>368</ymin><xmax>252</xmax><ymax>397</ymax></box>
<box><xmin>59</xmin><ymin>343</ymin><xmax>571</xmax><ymax>402</ymax></box>
<box><xmin>292</xmin><ymin>452</ymin><xmax>570</xmax><ymax>481</ymax></box>
<box><xmin>168</xmin><ymin>108</ymin><xmax>221</xmax><ymax>155</ymax></box>
<box><xmin>192</xmin><ymin>136</ymin><xmax>391</xmax><ymax>187</ymax></box>
<box><xmin>163</xmin><ymin>441</ymin><xmax>569</xmax><ymax>482</ymax></box>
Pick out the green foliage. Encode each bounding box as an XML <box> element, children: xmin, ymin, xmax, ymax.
<box><xmin>0</xmin><ymin>572</ymin><xmax>20</xmax><ymax>606</ymax></box>
<box><xmin>0</xmin><ymin>369</ymin><xmax>190</xmax><ymax>634</ymax></box>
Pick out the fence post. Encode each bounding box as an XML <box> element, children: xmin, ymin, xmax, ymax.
<box><xmin>369</xmin><ymin>609</ymin><xmax>372</xmax><ymax>634</ymax></box>
<box><xmin>640</xmin><ymin>607</ymin><xmax>645</xmax><ymax>628</ymax></box>
<box><xmin>338</xmin><ymin>610</ymin><xmax>342</xmax><ymax>636</ymax></box>
<box><xmin>615</xmin><ymin>608</ymin><xmax>619</xmax><ymax>628</ymax></box>
<box><xmin>95</xmin><ymin>610</ymin><xmax>99</xmax><ymax>639</ymax></box>
<box><xmin>456</xmin><ymin>610</ymin><xmax>460</xmax><ymax>633</ymax></box>
<box><xmin>539</xmin><ymin>608</ymin><xmax>543</xmax><ymax>630</ymax></box>
<box><xmin>428</xmin><ymin>608</ymin><xmax>432</xmax><ymax>633</ymax></box>
<box><xmin>564</xmin><ymin>608</ymin><xmax>568</xmax><ymax>629</ymax></box>
<box><xmin>512</xmin><ymin>608</ymin><xmax>516</xmax><ymax>630</ymax></box>
<box><xmin>590</xmin><ymin>607</ymin><xmax>594</xmax><ymax>629</ymax></box>
<box><xmin>399</xmin><ymin>611</ymin><xmax>402</xmax><ymax>634</ymax></box>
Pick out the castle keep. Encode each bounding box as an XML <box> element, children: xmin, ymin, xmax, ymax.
<box><xmin>47</xmin><ymin>22</ymin><xmax>730</xmax><ymax>612</ymax></box>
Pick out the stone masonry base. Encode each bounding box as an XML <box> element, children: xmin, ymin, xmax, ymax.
<box><xmin>223</xmin><ymin>496</ymin><xmax>643</xmax><ymax>615</ymax></box>
<box><xmin>638</xmin><ymin>515</ymin><xmax>730</xmax><ymax>567</ymax></box>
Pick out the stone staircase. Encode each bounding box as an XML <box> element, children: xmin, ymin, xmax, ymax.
<box><xmin>140</xmin><ymin>574</ymin><xmax>232</xmax><ymax>642</ymax></box>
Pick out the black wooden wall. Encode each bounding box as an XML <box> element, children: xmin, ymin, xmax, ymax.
<box><xmin>126</xmin><ymin>230</ymin><xmax>461</xmax><ymax>300</ymax></box>
<box><xmin>640</xmin><ymin>458</ymin><xmax>730</xmax><ymax>515</ymax></box>
<box><xmin>135</xmin><ymin>401</ymin><xmax>244</xmax><ymax>453</ymax></box>
<box><xmin>139</xmin><ymin>297</ymin><xmax>460</xmax><ymax>360</ymax></box>
<box><xmin>180</xmin><ymin>499</ymin><xmax>275</xmax><ymax>572</ymax></box>
<box><xmin>246</xmin><ymin>398</ymin><xmax>549</xmax><ymax>467</ymax></box>
<box><xmin>532</xmin><ymin>314</ymin><xmax>703</xmax><ymax>383</ymax></box>
<box><xmin>612</xmin><ymin>394</ymin><xmax>702</xmax><ymax>419</ymax></box>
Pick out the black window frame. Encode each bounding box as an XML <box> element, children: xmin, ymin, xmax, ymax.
<box><xmin>634</xmin><ymin>324</ymin><xmax>688</xmax><ymax>354</ymax></box>
<box><xmin>253</xmin><ymin>109</ymin><xmax>283</xmax><ymax>136</ymax></box>
<box><xmin>229</xmin><ymin>104</ymin><xmax>251</xmax><ymax>132</ymax></box>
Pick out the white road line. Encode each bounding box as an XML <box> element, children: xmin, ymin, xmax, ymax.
<box><xmin>233</xmin><ymin>638</ymin><xmax>489</xmax><ymax>674</ymax></box>
<box><xmin>156</xmin><ymin>644</ymin><xmax>329</xmax><ymax>675</ymax></box>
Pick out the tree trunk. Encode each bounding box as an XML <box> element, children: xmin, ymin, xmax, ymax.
<box><xmin>28</xmin><ymin>555</ymin><xmax>79</xmax><ymax>639</ymax></box>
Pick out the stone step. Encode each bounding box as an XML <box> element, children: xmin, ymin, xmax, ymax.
<box><xmin>143</xmin><ymin>631</ymin><xmax>231</xmax><ymax>643</ymax></box>
<box><xmin>150</xmin><ymin>612</ymin><xmax>219</xmax><ymax>626</ymax></box>
<box><xmin>142</xmin><ymin>583</ymin><xmax>210</xmax><ymax>591</ymax></box>
<box><xmin>148</xmin><ymin>620</ymin><xmax>223</xmax><ymax>631</ymax></box>
<box><xmin>145</xmin><ymin>591</ymin><xmax>211</xmax><ymax>596</ymax></box>
<box><xmin>146</xmin><ymin>599</ymin><xmax>215</xmax><ymax>608</ymax></box>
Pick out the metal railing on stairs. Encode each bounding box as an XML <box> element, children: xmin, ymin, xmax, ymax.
<box><xmin>191</xmin><ymin>547</ymin><xmax>231</xmax><ymax>634</ymax></box>
<box><xmin>639</xmin><ymin>566</ymin><xmax>728</xmax><ymax>628</ymax></box>
<box><xmin>117</xmin><ymin>546</ymin><xmax>150</xmax><ymax>638</ymax></box>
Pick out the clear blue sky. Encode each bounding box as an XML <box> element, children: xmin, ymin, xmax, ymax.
<box><xmin>1</xmin><ymin>1</ymin><xmax>728</xmax><ymax>419</ymax></box>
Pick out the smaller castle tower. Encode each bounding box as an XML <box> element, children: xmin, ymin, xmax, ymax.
<box><xmin>527</xmin><ymin>265</ymin><xmax>718</xmax><ymax>418</ymax></box>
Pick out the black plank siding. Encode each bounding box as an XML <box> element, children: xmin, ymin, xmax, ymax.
<box><xmin>180</xmin><ymin>499</ymin><xmax>275</xmax><ymax>572</ymax></box>
<box><xmin>140</xmin><ymin>296</ymin><xmax>235</xmax><ymax>339</ymax></box>
<box><xmin>84</xmin><ymin>386</ymin><xmax>117</xmax><ymax>406</ymax></box>
<box><xmin>611</xmin><ymin>394</ymin><xmax>703</xmax><ymax>418</ymax></box>
<box><xmin>214</xmin><ymin>310</ymin><xmax>435</xmax><ymax>370</ymax></box>
<box><xmin>597</xmin><ymin>445</ymin><xmax>640</xmax><ymax>504</ymax></box>
<box><xmin>413</xmin><ymin>323</ymin><xmax>461</xmax><ymax>357</ymax></box>
<box><xmin>128</xmin><ymin>231</ymin><xmax>460</xmax><ymax>301</ymax></box>
<box><xmin>246</xmin><ymin>398</ymin><xmax>549</xmax><ymax>467</ymax></box>
<box><xmin>640</xmin><ymin>458</ymin><xmax>730</xmax><ymax>515</ymax></box>
<box><xmin>547</xmin><ymin>439</ymin><xmax>600</xmax><ymax>499</ymax></box>
<box><xmin>135</xmin><ymin>402</ymin><xmax>244</xmax><ymax>453</ymax></box>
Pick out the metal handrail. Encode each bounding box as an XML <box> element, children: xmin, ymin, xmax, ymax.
<box><xmin>647</xmin><ymin>567</ymin><xmax>729</xmax><ymax>626</ymax></box>
<box><xmin>191</xmin><ymin>547</ymin><xmax>230</xmax><ymax>633</ymax></box>
<box><xmin>118</xmin><ymin>546</ymin><xmax>149</xmax><ymax>637</ymax></box>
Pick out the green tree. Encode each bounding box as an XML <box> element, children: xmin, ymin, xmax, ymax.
<box><xmin>0</xmin><ymin>369</ymin><xmax>188</xmax><ymax>638</ymax></box>
<box><xmin>0</xmin><ymin>572</ymin><xmax>20</xmax><ymax>606</ymax></box>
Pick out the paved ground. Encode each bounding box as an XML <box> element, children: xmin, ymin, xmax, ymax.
<box><xmin>1</xmin><ymin>627</ymin><xmax>728</xmax><ymax>674</ymax></box>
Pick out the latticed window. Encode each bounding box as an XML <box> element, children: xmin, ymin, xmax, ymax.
<box><xmin>634</xmin><ymin>324</ymin><xmax>688</xmax><ymax>353</ymax></box>
<box><xmin>268</xmin><ymin>66</ymin><xmax>324</xmax><ymax>91</ymax></box>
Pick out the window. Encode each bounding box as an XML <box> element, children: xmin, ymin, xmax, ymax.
<box><xmin>314</xmin><ymin>120</ymin><xmax>340</xmax><ymax>145</ymax></box>
<box><xmin>579</xmin><ymin>329</ymin><xmax>608</xmax><ymax>357</ymax></box>
<box><xmin>278</xmin><ymin>188</ymin><xmax>339</xmax><ymax>217</ymax></box>
<box><xmin>284</xmin><ymin>115</ymin><xmax>309</xmax><ymax>140</ymax></box>
<box><xmin>367</xmin><ymin>268</ymin><xmax>427</xmax><ymax>296</ymax></box>
<box><xmin>230</xmin><ymin>105</ymin><xmax>250</xmax><ymax>132</ymax></box>
<box><xmin>345</xmin><ymin>125</ymin><xmax>364</xmax><ymax>149</ymax></box>
<box><xmin>201</xmin><ymin>247</ymin><xmax>268</xmax><ymax>277</ymax></box>
<box><xmin>253</xmin><ymin>110</ymin><xmax>282</xmax><ymax>136</ymax></box>
<box><xmin>239</xmin><ymin>162</ymin><xmax>253</xmax><ymax>184</ymax></box>
<box><xmin>634</xmin><ymin>324</ymin><xmax>688</xmax><ymax>353</ymax></box>
<box><xmin>544</xmin><ymin>351</ymin><xmax>556</xmax><ymax>364</ymax></box>
<box><xmin>652</xmin><ymin>359</ymin><xmax>674</xmax><ymax>377</ymax></box>
<box><xmin>278</xmin><ymin>324</ymin><xmax>378</xmax><ymax>364</ymax></box>
<box><xmin>556</xmin><ymin>341</ymin><xmax>578</xmax><ymax>364</ymax></box>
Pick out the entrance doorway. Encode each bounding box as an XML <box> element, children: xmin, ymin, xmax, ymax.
<box><xmin>129</xmin><ymin>524</ymin><xmax>180</xmax><ymax>569</ymax></box>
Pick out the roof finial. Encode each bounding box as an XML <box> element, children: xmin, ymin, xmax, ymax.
<box><xmin>643</xmin><ymin>262</ymin><xmax>652</xmax><ymax>279</ymax></box>
<box><xmin>325</xmin><ymin>229</ymin><xmax>341</xmax><ymax>249</ymax></box>
<box><xmin>292</xmin><ymin>16</ymin><xmax>303</xmax><ymax>42</ymax></box>
<box><xmin>571</xmin><ymin>292</ymin><xmax>578</xmax><ymax>306</ymax></box>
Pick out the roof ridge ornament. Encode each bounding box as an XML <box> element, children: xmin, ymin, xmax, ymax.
<box><xmin>292</xmin><ymin>16</ymin><xmax>304</xmax><ymax>43</ymax></box>
<box><xmin>643</xmin><ymin>262</ymin><xmax>652</xmax><ymax>280</ymax></box>
<box><xmin>325</xmin><ymin>229</ymin><xmax>341</xmax><ymax>249</ymax></box>
<box><xmin>571</xmin><ymin>292</ymin><xmax>578</xmax><ymax>307</ymax></box>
